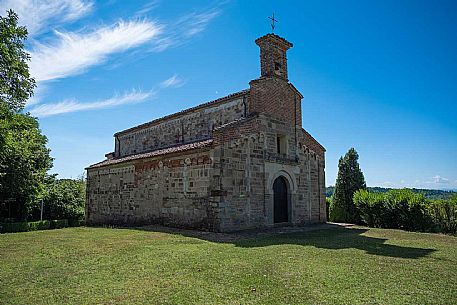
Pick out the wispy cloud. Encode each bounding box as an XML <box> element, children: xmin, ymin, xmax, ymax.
<box><xmin>152</xmin><ymin>10</ymin><xmax>220</xmax><ymax>52</ymax></box>
<box><xmin>26</xmin><ymin>84</ymin><xmax>48</xmax><ymax>107</ymax></box>
<box><xmin>160</xmin><ymin>74</ymin><xmax>185</xmax><ymax>88</ymax></box>
<box><xmin>381</xmin><ymin>181</ymin><xmax>395</xmax><ymax>188</ymax></box>
<box><xmin>29</xmin><ymin>73</ymin><xmax>183</xmax><ymax>117</ymax></box>
<box><xmin>0</xmin><ymin>0</ymin><xmax>93</xmax><ymax>37</ymax></box>
<box><xmin>29</xmin><ymin>89</ymin><xmax>153</xmax><ymax>117</ymax></box>
<box><xmin>134</xmin><ymin>1</ymin><xmax>160</xmax><ymax>17</ymax></box>
<box><xmin>29</xmin><ymin>20</ymin><xmax>162</xmax><ymax>82</ymax></box>
<box><xmin>432</xmin><ymin>175</ymin><xmax>450</xmax><ymax>184</ymax></box>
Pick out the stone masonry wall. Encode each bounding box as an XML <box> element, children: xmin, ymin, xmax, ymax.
<box><xmin>116</xmin><ymin>96</ymin><xmax>247</xmax><ymax>157</ymax></box>
<box><xmin>86</xmin><ymin>148</ymin><xmax>219</xmax><ymax>230</ymax></box>
<box><xmin>212</xmin><ymin>117</ymin><xmax>267</xmax><ymax>231</ymax></box>
<box><xmin>211</xmin><ymin>115</ymin><xmax>325</xmax><ymax>231</ymax></box>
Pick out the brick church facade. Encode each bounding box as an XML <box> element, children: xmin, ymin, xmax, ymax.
<box><xmin>86</xmin><ymin>33</ymin><xmax>326</xmax><ymax>232</ymax></box>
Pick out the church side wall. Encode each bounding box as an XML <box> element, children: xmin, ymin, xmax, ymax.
<box><xmin>86</xmin><ymin>149</ymin><xmax>220</xmax><ymax>230</ymax></box>
<box><xmin>116</xmin><ymin>96</ymin><xmax>247</xmax><ymax>157</ymax></box>
<box><xmin>297</xmin><ymin>130</ymin><xmax>326</xmax><ymax>223</ymax></box>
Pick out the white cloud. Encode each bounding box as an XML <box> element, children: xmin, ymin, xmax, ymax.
<box><xmin>381</xmin><ymin>181</ymin><xmax>395</xmax><ymax>188</ymax></box>
<box><xmin>29</xmin><ymin>89</ymin><xmax>153</xmax><ymax>117</ymax></box>
<box><xmin>0</xmin><ymin>0</ymin><xmax>93</xmax><ymax>37</ymax></box>
<box><xmin>432</xmin><ymin>175</ymin><xmax>450</xmax><ymax>184</ymax></box>
<box><xmin>160</xmin><ymin>74</ymin><xmax>185</xmax><ymax>88</ymax></box>
<box><xmin>152</xmin><ymin>10</ymin><xmax>220</xmax><ymax>52</ymax></box>
<box><xmin>26</xmin><ymin>84</ymin><xmax>48</xmax><ymax>106</ymax></box>
<box><xmin>134</xmin><ymin>1</ymin><xmax>160</xmax><ymax>17</ymax></box>
<box><xmin>29</xmin><ymin>20</ymin><xmax>162</xmax><ymax>82</ymax></box>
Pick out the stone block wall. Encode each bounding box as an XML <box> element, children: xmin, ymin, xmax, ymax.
<box><xmin>116</xmin><ymin>96</ymin><xmax>247</xmax><ymax>157</ymax></box>
<box><xmin>212</xmin><ymin>118</ymin><xmax>267</xmax><ymax>231</ymax></box>
<box><xmin>86</xmin><ymin>117</ymin><xmax>326</xmax><ymax>231</ymax></box>
<box><xmin>86</xmin><ymin>148</ymin><xmax>219</xmax><ymax>230</ymax></box>
<box><xmin>211</xmin><ymin>114</ymin><xmax>326</xmax><ymax>231</ymax></box>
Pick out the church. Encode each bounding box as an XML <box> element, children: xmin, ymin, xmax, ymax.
<box><xmin>86</xmin><ymin>33</ymin><xmax>326</xmax><ymax>232</ymax></box>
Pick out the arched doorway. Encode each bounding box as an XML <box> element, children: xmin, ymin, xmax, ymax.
<box><xmin>273</xmin><ymin>176</ymin><xmax>288</xmax><ymax>223</ymax></box>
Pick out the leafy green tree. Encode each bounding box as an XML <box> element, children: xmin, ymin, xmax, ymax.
<box><xmin>0</xmin><ymin>10</ymin><xmax>52</xmax><ymax>220</ymax></box>
<box><xmin>329</xmin><ymin>148</ymin><xmax>366</xmax><ymax>223</ymax></box>
<box><xmin>0</xmin><ymin>105</ymin><xmax>52</xmax><ymax>219</ymax></box>
<box><xmin>0</xmin><ymin>10</ymin><xmax>35</xmax><ymax>112</ymax></box>
<box><xmin>32</xmin><ymin>177</ymin><xmax>86</xmax><ymax>220</ymax></box>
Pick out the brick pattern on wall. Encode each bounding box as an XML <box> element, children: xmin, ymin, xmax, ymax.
<box><xmin>249</xmin><ymin>77</ymin><xmax>302</xmax><ymax>127</ymax></box>
<box><xmin>117</xmin><ymin>96</ymin><xmax>247</xmax><ymax>157</ymax></box>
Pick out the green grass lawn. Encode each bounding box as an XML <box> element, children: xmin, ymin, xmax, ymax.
<box><xmin>0</xmin><ymin>225</ymin><xmax>456</xmax><ymax>305</ymax></box>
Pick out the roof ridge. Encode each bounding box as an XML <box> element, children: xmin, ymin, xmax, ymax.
<box><xmin>86</xmin><ymin>139</ymin><xmax>213</xmax><ymax>169</ymax></box>
<box><xmin>115</xmin><ymin>89</ymin><xmax>249</xmax><ymax>137</ymax></box>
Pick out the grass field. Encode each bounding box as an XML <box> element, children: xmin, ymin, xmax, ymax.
<box><xmin>0</xmin><ymin>225</ymin><xmax>456</xmax><ymax>305</ymax></box>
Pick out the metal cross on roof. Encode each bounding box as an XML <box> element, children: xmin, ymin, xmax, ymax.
<box><xmin>268</xmin><ymin>12</ymin><xmax>278</xmax><ymax>32</ymax></box>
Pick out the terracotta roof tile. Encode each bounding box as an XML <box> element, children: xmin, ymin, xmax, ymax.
<box><xmin>87</xmin><ymin>139</ymin><xmax>213</xmax><ymax>169</ymax></box>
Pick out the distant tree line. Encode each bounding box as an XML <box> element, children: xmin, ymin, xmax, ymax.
<box><xmin>327</xmin><ymin>186</ymin><xmax>457</xmax><ymax>200</ymax></box>
<box><xmin>327</xmin><ymin>148</ymin><xmax>457</xmax><ymax>234</ymax></box>
<box><xmin>0</xmin><ymin>10</ymin><xmax>85</xmax><ymax>227</ymax></box>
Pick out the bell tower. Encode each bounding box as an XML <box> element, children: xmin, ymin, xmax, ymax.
<box><xmin>249</xmin><ymin>33</ymin><xmax>302</xmax><ymax>127</ymax></box>
<box><xmin>255</xmin><ymin>34</ymin><xmax>293</xmax><ymax>81</ymax></box>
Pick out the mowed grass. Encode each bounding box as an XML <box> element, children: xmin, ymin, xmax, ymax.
<box><xmin>0</xmin><ymin>226</ymin><xmax>456</xmax><ymax>305</ymax></box>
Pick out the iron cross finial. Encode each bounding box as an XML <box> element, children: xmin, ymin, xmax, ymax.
<box><xmin>268</xmin><ymin>12</ymin><xmax>278</xmax><ymax>32</ymax></box>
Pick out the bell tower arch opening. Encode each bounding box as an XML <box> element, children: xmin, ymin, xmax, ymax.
<box><xmin>255</xmin><ymin>33</ymin><xmax>293</xmax><ymax>81</ymax></box>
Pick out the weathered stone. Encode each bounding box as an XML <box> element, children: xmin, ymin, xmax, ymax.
<box><xmin>86</xmin><ymin>33</ymin><xmax>326</xmax><ymax>232</ymax></box>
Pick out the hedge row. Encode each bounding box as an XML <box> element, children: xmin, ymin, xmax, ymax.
<box><xmin>354</xmin><ymin>189</ymin><xmax>457</xmax><ymax>234</ymax></box>
<box><xmin>0</xmin><ymin>219</ymin><xmax>85</xmax><ymax>233</ymax></box>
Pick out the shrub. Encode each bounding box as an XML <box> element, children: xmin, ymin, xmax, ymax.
<box><xmin>27</xmin><ymin>220</ymin><xmax>50</xmax><ymax>231</ymax></box>
<box><xmin>353</xmin><ymin>190</ymin><xmax>385</xmax><ymax>227</ymax></box>
<box><xmin>49</xmin><ymin>219</ymin><xmax>68</xmax><ymax>229</ymax></box>
<box><xmin>354</xmin><ymin>189</ymin><xmax>456</xmax><ymax>234</ymax></box>
<box><xmin>0</xmin><ymin>221</ymin><xmax>28</xmax><ymax>233</ymax></box>
<box><xmin>68</xmin><ymin>219</ymin><xmax>85</xmax><ymax>227</ymax></box>
<box><xmin>384</xmin><ymin>189</ymin><xmax>432</xmax><ymax>231</ymax></box>
<box><xmin>325</xmin><ymin>197</ymin><xmax>332</xmax><ymax>221</ymax></box>
<box><xmin>0</xmin><ymin>220</ymin><xmax>50</xmax><ymax>233</ymax></box>
<box><xmin>428</xmin><ymin>197</ymin><xmax>457</xmax><ymax>234</ymax></box>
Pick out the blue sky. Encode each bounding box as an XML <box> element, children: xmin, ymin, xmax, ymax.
<box><xmin>2</xmin><ymin>0</ymin><xmax>456</xmax><ymax>189</ymax></box>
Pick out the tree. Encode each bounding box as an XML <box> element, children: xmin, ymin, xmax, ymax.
<box><xmin>30</xmin><ymin>177</ymin><xmax>86</xmax><ymax>221</ymax></box>
<box><xmin>0</xmin><ymin>10</ymin><xmax>52</xmax><ymax>220</ymax></box>
<box><xmin>0</xmin><ymin>104</ymin><xmax>52</xmax><ymax>219</ymax></box>
<box><xmin>0</xmin><ymin>10</ymin><xmax>35</xmax><ymax>112</ymax></box>
<box><xmin>329</xmin><ymin>148</ymin><xmax>366</xmax><ymax>223</ymax></box>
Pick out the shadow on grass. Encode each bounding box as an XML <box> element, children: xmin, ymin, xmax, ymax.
<box><xmin>234</xmin><ymin>228</ymin><xmax>436</xmax><ymax>259</ymax></box>
<box><xmin>131</xmin><ymin>224</ymin><xmax>436</xmax><ymax>259</ymax></box>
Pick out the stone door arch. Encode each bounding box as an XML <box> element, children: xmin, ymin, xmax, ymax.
<box><xmin>273</xmin><ymin>176</ymin><xmax>288</xmax><ymax>223</ymax></box>
<box><xmin>266</xmin><ymin>168</ymin><xmax>298</xmax><ymax>226</ymax></box>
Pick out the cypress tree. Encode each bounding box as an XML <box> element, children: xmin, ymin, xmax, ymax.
<box><xmin>329</xmin><ymin>148</ymin><xmax>366</xmax><ymax>223</ymax></box>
